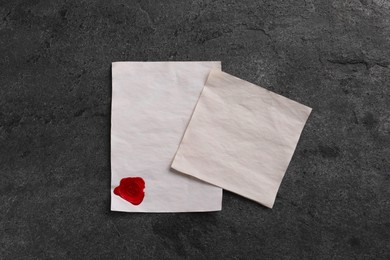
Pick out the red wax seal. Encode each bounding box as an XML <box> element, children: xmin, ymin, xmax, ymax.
<box><xmin>114</xmin><ymin>177</ymin><xmax>145</xmax><ymax>205</ymax></box>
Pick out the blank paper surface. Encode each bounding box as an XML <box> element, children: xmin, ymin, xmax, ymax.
<box><xmin>111</xmin><ymin>62</ymin><xmax>222</xmax><ymax>212</ymax></box>
<box><xmin>172</xmin><ymin>70</ymin><xmax>312</xmax><ymax>208</ymax></box>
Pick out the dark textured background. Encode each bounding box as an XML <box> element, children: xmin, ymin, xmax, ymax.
<box><xmin>1</xmin><ymin>0</ymin><xmax>389</xmax><ymax>259</ymax></box>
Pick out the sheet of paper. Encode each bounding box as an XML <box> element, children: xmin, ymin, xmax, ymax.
<box><xmin>172</xmin><ymin>70</ymin><xmax>312</xmax><ymax>208</ymax></box>
<box><xmin>111</xmin><ymin>62</ymin><xmax>222</xmax><ymax>212</ymax></box>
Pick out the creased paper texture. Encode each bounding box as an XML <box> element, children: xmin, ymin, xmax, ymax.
<box><xmin>111</xmin><ymin>62</ymin><xmax>222</xmax><ymax>212</ymax></box>
<box><xmin>172</xmin><ymin>70</ymin><xmax>312</xmax><ymax>208</ymax></box>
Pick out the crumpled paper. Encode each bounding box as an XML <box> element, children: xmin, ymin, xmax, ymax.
<box><xmin>172</xmin><ymin>69</ymin><xmax>312</xmax><ymax>208</ymax></box>
<box><xmin>111</xmin><ymin>62</ymin><xmax>222</xmax><ymax>212</ymax></box>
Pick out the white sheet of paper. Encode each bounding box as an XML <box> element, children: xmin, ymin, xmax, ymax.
<box><xmin>172</xmin><ymin>70</ymin><xmax>312</xmax><ymax>208</ymax></box>
<box><xmin>111</xmin><ymin>62</ymin><xmax>222</xmax><ymax>212</ymax></box>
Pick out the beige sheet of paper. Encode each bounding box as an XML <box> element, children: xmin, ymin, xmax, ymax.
<box><xmin>172</xmin><ymin>70</ymin><xmax>312</xmax><ymax>208</ymax></box>
<box><xmin>111</xmin><ymin>62</ymin><xmax>222</xmax><ymax>212</ymax></box>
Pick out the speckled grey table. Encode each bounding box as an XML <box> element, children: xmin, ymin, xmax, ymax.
<box><xmin>1</xmin><ymin>1</ymin><xmax>389</xmax><ymax>259</ymax></box>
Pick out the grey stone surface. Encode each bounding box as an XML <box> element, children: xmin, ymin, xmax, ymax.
<box><xmin>1</xmin><ymin>0</ymin><xmax>389</xmax><ymax>259</ymax></box>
